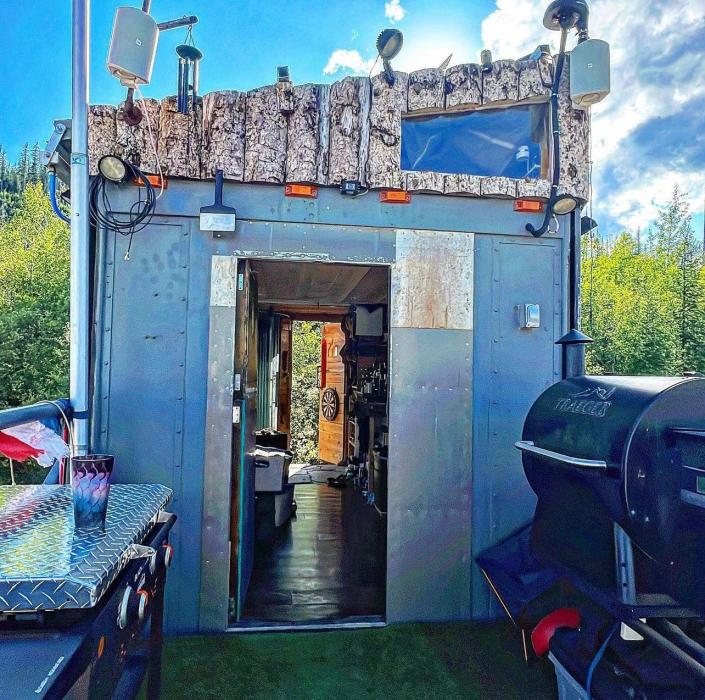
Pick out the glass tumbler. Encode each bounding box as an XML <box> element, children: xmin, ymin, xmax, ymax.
<box><xmin>71</xmin><ymin>455</ymin><xmax>114</xmax><ymax>531</ymax></box>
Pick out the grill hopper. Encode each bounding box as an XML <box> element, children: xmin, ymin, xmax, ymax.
<box><xmin>518</xmin><ymin>375</ymin><xmax>705</xmax><ymax>611</ymax></box>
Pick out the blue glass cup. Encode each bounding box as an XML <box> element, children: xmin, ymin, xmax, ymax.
<box><xmin>71</xmin><ymin>455</ymin><xmax>114</xmax><ymax>531</ymax></box>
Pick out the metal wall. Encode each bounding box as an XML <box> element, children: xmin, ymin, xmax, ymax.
<box><xmin>91</xmin><ymin>180</ymin><xmax>566</xmax><ymax>633</ymax></box>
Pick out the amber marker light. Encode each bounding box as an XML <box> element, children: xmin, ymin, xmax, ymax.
<box><xmin>132</xmin><ymin>173</ymin><xmax>168</xmax><ymax>190</ymax></box>
<box><xmin>380</xmin><ymin>190</ymin><xmax>411</xmax><ymax>204</ymax></box>
<box><xmin>514</xmin><ymin>199</ymin><xmax>545</xmax><ymax>213</ymax></box>
<box><xmin>284</xmin><ymin>184</ymin><xmax>318</xmax><ymax>198</ymax></box>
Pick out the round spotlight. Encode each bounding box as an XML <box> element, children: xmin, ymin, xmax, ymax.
<box><xmin>551</xmin><ymin>193</ymin><xmax>578</xmax><ymax>215</ymax></box>
<box><xmin>98</xmin><ymin>155</ymin><xmax>129</xmax><ymax>183</ymax></box>
<box><xmin>376</xmin><ymin>29</ymin><xmax>403</xmax><ymax>60</ymax></box>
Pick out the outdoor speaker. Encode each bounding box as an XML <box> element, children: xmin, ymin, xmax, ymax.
<box><xmin>107</xmin><ymin>7</ymin><xmax>159</xmax><ymax>88</ymax></box>
<box><xmin>569</xmin><ymin>39</ymin><xmax>610</xmax><ymax>109</ymax></box>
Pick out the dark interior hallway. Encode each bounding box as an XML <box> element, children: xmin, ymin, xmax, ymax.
<box><xmin>242</xmin><ymin>481</ymin><xmax>386</xmax><ymax>624</ymax></box>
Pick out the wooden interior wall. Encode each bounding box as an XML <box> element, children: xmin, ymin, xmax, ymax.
<box><xmin>87</xmin><ymin>53</ymin><xmax>589</xmax><ymax>202</ymax></box>
<box><xmin>319</xmin><ymin>323</ymin><xmax>346</xmax><ymax>465</ymax></box>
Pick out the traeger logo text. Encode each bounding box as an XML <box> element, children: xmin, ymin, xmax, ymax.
<box><xmin>554</xmin><ymin>386</ymin><xmax>616</xmax><ymax>418</ymax></box>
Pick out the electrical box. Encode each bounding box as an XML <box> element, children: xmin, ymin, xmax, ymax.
<box><xmin>570</xmin><ymin>39</ymin><xmax>610</xmax><ymax>109</ymax></box>
<box><xmin>107</xmin><ymin>7</ymin><xmax>159</xmax><ymax>88</ymax></box>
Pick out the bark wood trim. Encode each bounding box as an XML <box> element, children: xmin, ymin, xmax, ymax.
<box><xmin>328</xmin><ymin>77</ymin><xmax>370</xmax><ymax>186</ymax></box>
<box><xmin>88</xmin><ymin>105</ymin><xmax>117</xmax><ymax>176</ymax></box>
<box><xmin>286</xmin><ymin>84</ymin><xmax>331</xmax><ymax>184</ymax></box>
<box><xmin>404</xmin><ymin>171</ymin><xmax>445</xmax><ymax>193</ymax></box>
<box><xmin>482</xmin><ymin>59</ymin><xmax>520</xmax><ymax>105</ymax></box>
<box><xmin>201</xmin><ymin>91</ymin><xmax>246</xmax><ymax>181</ymax></box>
<box><xmin>244</xmin><ymin>85</ymin><xmax>288</xmax><ymax>183</ymax></box>
<box><xmin>366</xmin><ymin>72</ymin><xmax>409</xmax><ymax>189</ymax></box>
<box><xmin>557</xmin><ymin>54</ymin><xmax>590</xmax><ymax>201</ymax></box>
<box><xmin>517</xmin><ymin>55</ymin><xmax>553</xmax><ymax>102</ymax></box>
<box><xmin>444</xmin><ymin>64</ymin><xmax>482</xmax><ymax>110</ymax></box>
<box><xmin>480</xmin><ymin>176</ymin><xmax>518</xmax><ymax>198</ymax></box>
<box><xmin>87</xmin><ymin>54</ymin><xmax>588</xmax><ymax>202</ymax></box>
<box><xmin>157</xmin><ymin>96</ymin><xmax>203</xmax><ymax>179</ymax></box>
<box><xmin>407</xmin><ymin>68</ymin><xmax>445</xmax><ymax>113</ymax></box>
<box><xmin>114</xmin><ymin>98</ymin><xmax>160</xmax><ymax>174</ymax></box>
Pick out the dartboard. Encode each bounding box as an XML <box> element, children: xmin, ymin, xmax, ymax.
<box><xmin>321</xmin><ymin>387</ymin><xmax>339</xmax><ymax>421</ymax></box>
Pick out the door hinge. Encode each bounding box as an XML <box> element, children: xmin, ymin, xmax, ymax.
<box><xmin>237</xmin><ymin>273</ymin><xmax>244</xmax><ymax>291</ymax></box>
<box><xmin>233</xmin><ymin>405</ymin><xmax>241</xmax><ymax>424</ymax></box>
<box><xmin>234</xmin><ymin>373</ymin><xmax>242</xmax><ymax>391</ymax></box>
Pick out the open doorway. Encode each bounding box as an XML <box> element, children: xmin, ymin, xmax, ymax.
<box><xmin>231</xmin><ymin>259</ymin><xmax>390</xmax><ymax>627</ymax></box>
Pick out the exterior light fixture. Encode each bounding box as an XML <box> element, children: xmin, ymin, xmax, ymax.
<box><xmin>551</xmin><ymin>193</ymin><xmax>578</xmax><ymax>215</ymax></box>
<box><xmin>581</xmin><ymin>215</ymin><xmax>598</xmax><ymax>235</ymax></box>
<box><xmin>480</xmin><ymin>49</ymin><xmax>493</xmax><ymax>72</ymax></box>
<box><xmin>543</xmin><ymin>0</ymin><xmax>590</xmax><ymax>38</ymax></box>
<box><xmin>98</xmin><ymin>155</ymin><xmax>131</xmax><ymax>183</ymax></box>
<box><xmin>376</xmin><ymin>29</ymin><xmax>403</xmax><ymax>85</ymax></box>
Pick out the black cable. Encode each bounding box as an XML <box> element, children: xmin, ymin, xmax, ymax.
<box><xmin>89</xmin><ymin>163</ymin><xmax>156</xmax><ymax>259</ymax></box>
<box><xmin>526</xmin><ymin>25</ymin><xmax>569</xmax><ymax>238</ymax></box>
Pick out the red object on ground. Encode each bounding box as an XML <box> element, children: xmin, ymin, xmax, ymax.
<box><xmin>531</xmin><ymin>607</ymin><xmax>582</xmax><ymax>657</ymax></box>
<box><xmin>0</xmin><ymin>431</ymin><xmax>41</xmax><ymax>463</ymax></box>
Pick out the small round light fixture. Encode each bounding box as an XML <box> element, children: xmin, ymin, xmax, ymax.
<box><xmin>98</xmin><ymin>155</ymin><xmax>129</xmax><ymax>183</ymax></box>
<box><xmin>551</xmin><ymin>193</ymin><xmax>578</xmax><ymax>215</ymax></box>
<box><xmin>376</xmin><ymin>29</ymin><xmax>404</xmax><ymax>86</ymax></box>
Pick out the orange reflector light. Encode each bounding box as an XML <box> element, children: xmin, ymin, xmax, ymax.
<box><xmin>514</xmin><ymin>199</ymin><xmax>544</xmax><ymax>213</ymax></box>
<box><xmin>132</xmin><ymin>174</ymin><xmax>168</xmax><ymax>190</ymax></box>
<box><xmin>285</xmin><ymin>184</ymin><xmax>318</xmax><ymax>198</ymax></box>
<box><xmin>380</xmin><ymin>190</ymin><xmax>411</xmax><ymax>204</ymax></box>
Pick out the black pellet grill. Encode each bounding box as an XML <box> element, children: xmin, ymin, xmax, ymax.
<box><xmin>517</xmin><ymin>375</ymin><xmax>705</xmax><ymax>616</ymax></box>
<box><xmin>0</xmin><ymin>484</ymin><xmax>175</xmax><ymax>700</ymax></box>
<box><xmin>517</xmin><ymin>375</ymin><xmax>705</xmax><ymax>698</ymax></box>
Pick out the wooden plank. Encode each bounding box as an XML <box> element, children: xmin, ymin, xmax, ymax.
<box><xmin>244</xmin><ymin>85</ymin><xmax>288</xmax><ymax>183</ymax></box>
<box><xmin>445</xmin><ymin>64</ymin><xmax>482</xmax><ymax>110</ymax></box>
<box><xmin>482</xmin><ymin>59</ymin><xmax>520</xmax><ymax>106</ymax></box>
<box><xmin>88</xmin><ymin>105</ymin><xmax>117</xmax><ymax>176</ymax></box>
<box><xmin>517</xmin><ymin>55</ymin><xmax>553</xmax><ymax>102</ymax></box>
<box><xmin>201</xmin><ymin>90</ymin><xmax>246</xmax><ymax>181</ymax></box>
<box><xmin>286</xmin><ymin>84</ymin><xmax>331</xmax><ymax>184</ymax></box>
<box><xmin>115</xmin><ymin>97</ymin><xmax>160</xmax><ymax>173</ymax></box>
<box><xmin>480</xmin><ymin>177</ymin><xmax>518</xmax><ymax>198</ymax></box>
<box><xmin>443</xmin><ymin>173</ymin><xmax>482</xmax><ymax>196</ymax></box>
<box><xmin>557</xmin><ymin>54</ymin><xmax>590</xmax><ymax>201</ymax></box>
<box><xmin>366</xmin><ymin>72</ymin><xmax>408</xmax><ymax>189</ymax></box>
<box><xmin>319</xmin><ymin>323</ymin><xmax>346</xmax><ymax>465</ymax></box>
<box><xmin>157</xmin><ymin>95</ymin><xmax>202</xmax><ymax>178</ymax></box>
<box><xmin>328</xmin><ymin>77</ymin><xmax>369</xmax><ymax>186</ymax></box>
<box><xmin>407</xmin><ymin>68</ymin><xmax>445</xmax><ymax>113</ymax></box>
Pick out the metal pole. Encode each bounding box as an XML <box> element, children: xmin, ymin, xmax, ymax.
<box><xmin>71</xmin><ymin>0</ymin><xmax>91</xmax><ymax>455</ymax></box>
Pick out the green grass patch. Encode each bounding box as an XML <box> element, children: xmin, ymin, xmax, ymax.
<box><xmin>159</xmin><ymin>622</ymin><xmax>556</xmax><ymax>699</ymax></box>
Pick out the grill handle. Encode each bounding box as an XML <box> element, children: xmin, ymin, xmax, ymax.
<box><xmin>514</xmin><ymin>440</ymin><xmax>608</xmax><ymax>470</ymax></box>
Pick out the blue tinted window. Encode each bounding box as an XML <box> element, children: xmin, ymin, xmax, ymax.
<box><xmin>401</xmin><ymin>104</ymin><xmax>549</xmax><ymax>179</ymax></box>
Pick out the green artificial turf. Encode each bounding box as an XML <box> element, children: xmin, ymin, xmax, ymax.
<box><xmin>159</xmin><ymin>622</ymin><xmax>557</xmax><ymax>699</ymax></box>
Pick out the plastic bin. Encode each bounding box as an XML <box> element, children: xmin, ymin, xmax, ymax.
<box><xmin>549</xmin><ymin>652</ymin><xmax>589</xmax><ymax>700</ymax></box>
<box><xmin>274</xmin><ymin>484</ymin><xmax>296</xmax><ymax>527</ymax></box>
<box><xmin>254</xmin><ymin>447</ymin><xmax>293</xmax><ymax>492</ymax></box>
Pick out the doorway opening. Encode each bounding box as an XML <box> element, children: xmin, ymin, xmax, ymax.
<box><xmin>230</xmin><ymin>259</ymin><xmax>390</xmax><ymax>628</ymax></box>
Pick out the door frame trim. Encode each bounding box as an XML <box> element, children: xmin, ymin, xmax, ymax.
<box><xmin>199</xmin><ymin>254</ymin><xmax>239</xmax><ymax>632</ymax></box>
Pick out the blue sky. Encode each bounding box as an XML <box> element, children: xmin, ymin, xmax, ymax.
<box><xmin>3</xmin><ymin>0</ymin><xmax>704</xmax><ymax>238</ymax></box>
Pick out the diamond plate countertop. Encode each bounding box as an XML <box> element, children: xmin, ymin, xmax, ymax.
<box><xmin>0</xmin><ymin>484</ymin><xmax>172</xmax><ymax>612</ymax></box>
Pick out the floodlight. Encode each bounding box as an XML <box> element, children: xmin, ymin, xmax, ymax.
<box><xmin>551</xmin><ymin>193</ymin><xmax>579</xmax><ymax>215</ymax></box>
<box><xmin>98</xmin><ymin>155</ymin><xmax>130</xmax><ymax>183</ymax></box>
<box><xmin>376</xmin><ymin>29</ymin><xmax>403</xmax><ymax>85</ymax></box>
<box><xmin>543</xmin><ymin>0</ymin><xmax>589</xmax><ymax>34</ymax></box>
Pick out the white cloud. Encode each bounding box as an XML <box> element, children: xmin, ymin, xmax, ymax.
<box><xmin>323</xmin><ymin>49</ymin><xmax>376</xmax><ymax>76</ymax></box>
<box><xmin>385</xmin><ymin>0</ymin><xmax>406</xmax><ymax>23</ymax></box>
<box><xmin>481</xmin><ymin>0</ymin><xmax>705</xmax><ymax>234</ymax></box>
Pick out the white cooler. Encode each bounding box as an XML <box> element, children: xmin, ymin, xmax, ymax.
<box><xmin>254</xmin><ymin>447</ymin><xmax>293</xmax><ymax>493</ymax></box>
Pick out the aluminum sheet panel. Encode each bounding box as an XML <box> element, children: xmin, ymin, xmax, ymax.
<box><xmin>0</xmin><ymin>484</ymin><xmax>172</xmax><ymax>612</ymax></box>
<box><xmin>386</xmin><ymin>328</ymin><xmax>473</xmax><ymax>622</ymax></box>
